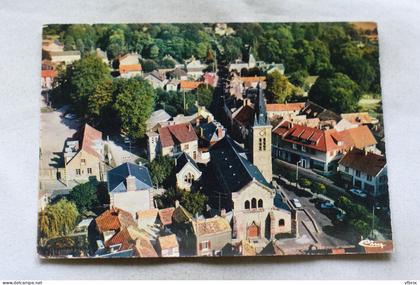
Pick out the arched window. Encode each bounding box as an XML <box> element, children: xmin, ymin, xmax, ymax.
<box><xmin>251</xmin><ymin>198</ymin><xmax>257</xmax><ymax>209</ymax></box>
<box><xmin>244</xmin><ymin>200</ymin><xmax>250</xmax><ymax>209</ymax></box>
<box><xmin>279</xmin><ymin>219</ymin><xmax>285</xmax><ymax>227</ymax></box>
<box><xmin>258</xmin><ymin>199</ymin><xmax>263</xmax><ymax>208</ymax></box>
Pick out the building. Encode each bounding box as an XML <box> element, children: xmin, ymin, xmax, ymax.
<box><xmin>146</xmin><ymin>109</ymin><xmax>172</xmax><ymax>132</ymax></box>
<box><xmin>152</xmin><ymin>123</ymin><xmax>199</xmax><ymax>160</ymax></box>
<box><xmin>272</xmin><ymin>120</ymin><xmax>378</xmax><ymax>173</ymax></box>
<box><xmin>157</xmin><ymin>234</ymin><xmax>180</xmax><ymax>257</ymax></box>
<box><xmin>144</xmin><ymin>70</ymin><xmax>168</xmax><ymax>89</ymax></box>
<box><xmin>191</xmin><ymin>216</ymin><xmax>232</xmax><ymax>256</ymax></box>
<box><xmin>168</xmin><ymin>67</ymin><xmax>188</xmax><ymax>81</ymax></box>
<box><xmin>208</xmin><ymin>136</ymin><xmax>292</xmax><ymax>242</ymax></box>
<box><xmin>338</xmin><ymin>148</ymin><xmax>387</xmax><ymax>196</ymax></box>
<box><xmin>42</xmin><ymin>39</ymin><xmax>64</xmax><ymax>53</ymax></box>
<box><xmin>340</xmin><ymin>112</ymin><xmax>379</xmax><ymax>127</ymax></box>
<box><xmin>118</xmin><ymin>53</ymin><xmax>142</xmax><ymax>78</ymax></box>
<box><xmin>266</xmin><ymin>102</ymin><xmax>305</xmax><ymax>120</ymax></box>
<box><xmin>165</xmin><ymin>79</ymin><xmax>180</xmax><ymax>92</ymax></box>
<box><xmin>202</xmin><ymin>72</ymin><xmax>218</xmax><ymax>87</ymax></box>
<box><xmin>179</xmin><ymin>80</ymin><xmax>202</xmax><ymax>92</ymax></box>
<box><xmin>49</xmin><ymin>50</ymin><xmax>81</xmax><ymax>65</ymax></box>
<box><xmin>107</xmin><ymin>162</ymin><xmax>155</xmax><ymax>216</ymax></box>
<box><xmin>136</xmin><ymin>208</ymin><xmax>159</xmax><ymax>230</ymax></box>
<box><xmin>62</xmin><ymin>124</ymin><xmax>106</xmax><ymax>184</ymax></box>
<box><xmin>157</xmin><ymin>207</ymin><xmax>175</xmax><ymax>229</ymax></box>
<box><xmin>175</xmin><ymin>152</ymin><xmax>202</xmax><ymax>190</ymax></box>
<box><xmin>249</xmin><ymin>87</ymin><xmax>273</xmax><ymax>183</ymax></box>
<box><xmin>41</xmin><ymin>60</ymin><xmax>57</xmax><ymax>90</ymax></box>
<box><xmin>198</xmin><ymin>119</ymin><xmax>226</xmax><ymax>147</ymax></box>
<box><xmin>185</xmin><ymin>56</ymin><xmax>207</xmax><ymax>79</ymax></box>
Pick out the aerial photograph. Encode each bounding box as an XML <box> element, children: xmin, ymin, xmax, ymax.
<box><xmin>38</xmin><ymin>22</ymin><xmax>392</xmax><ymax>258</ymax></box>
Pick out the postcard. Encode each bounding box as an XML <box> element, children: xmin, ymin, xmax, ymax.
<box><xmin>38</xmin><ymin>22</ymin><xmax>392</xmax><ymax>258</ymax></box>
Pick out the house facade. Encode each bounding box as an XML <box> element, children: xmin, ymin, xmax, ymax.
<box><xmin>157</xmin><ymin>234</ymin><xmax>180</xmax><ymax>257</ymax></box>
<box><xmin>118</xmin><ymin>53</ymin><xmax>142</xmax><ymax>78</ymax></box>
<box><xmin>147</xmin><ymin>123</ymin><xmax>199</xmax><ymax>161</ymax></box>
<box><xmin>50</xmin><ymin>50</ymin><xmax>81</xmax><ymax>65</ymax></box>
<box><xmin>107</xmin><ymin>162</ymin><xmax>155</xmax><ymax>217</ymax></box>
<box><xmin>338</xmin><ymin>148</ymin><xmax>388</xmax><ymax>196</ymax></box>
<box><xmin>175</xmin><ymin>152</ymin><xmax>202</xmax><ymax>190</ymax></box>
<box><xmin>272</xmin><ymin>120</ymin><xmax>378</xmax><ymax>173</ymax></box>
<box><xmin>63</xmin><ymin>124</ymin><xmax>106</xmax><ymax>184</ymax></box>
<box><xmin>144</xmin><ymin>70</ymin><xmax>167</xmax><ymax>89</ymax></box>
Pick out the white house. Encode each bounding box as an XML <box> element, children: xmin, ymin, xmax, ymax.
<box><xmin>107</xmin><ymin>162</ymin><xmax>156</xmax><ymax>217</ymax></box>
<box><xmin>175</xmin><ymin>152</ymin><xmax>202</xmax><ymax>190</ymax></box>
<box><xmin>338</xmin><ymin>148</ymin><xmax>388</xmax><ymax>197</ymax></box>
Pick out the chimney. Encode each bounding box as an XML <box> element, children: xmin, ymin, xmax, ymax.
<box><xmin>220</xmin><ymin>208</ymin><xmax>226</xmax><ymax>217</ymax></box>
<box><xmin>126</xmin><ymin>175</ymin><xmax>136</xmax><ymax>192</ymax></box>
<box><xmin>364</xmin><ymin>148</ymin><xmax>368</xmax><ymax>156</ymax></box>
<box><xmin>217</xmin><ymin>127</ymin><xmax>223</xmax><ymax>139</ymax></box>
<box><xmin>188</xmin><ymin>124</ymin><xmax>192</xmax><ymax>132</ymax></box>
<box><xmin>175</xmin><ymin>200</ymin><xmax>180</xmax><ymax>208</ymax></box>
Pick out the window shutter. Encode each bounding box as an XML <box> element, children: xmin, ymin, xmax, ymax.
<box><xmin>208</xmin><ymin>240</ymin><xmax>211</xmax><ymax>249</ymax></box>
<box><xmin>199</xmin><ymin>243</ymin><xmax>202</xmax><ymax>251</ymax></box>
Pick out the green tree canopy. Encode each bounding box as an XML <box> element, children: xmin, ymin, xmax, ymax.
<box><xmin>68</xmin><ymin>182</ymin><xmax>98</xmax><ymax>213</ymax></box>
<box><xmin>266</xmin><ymin>70</ymin><xmax>295</xmax><ymax>103</ymax></box>
<box><xmin>148</xmin><ymin>154</ymin><xmax>174</xmax><ymax>187</ymax></box>
<box><xmin>114</xmin><ymin>78</ymin><xmax>156</xmax><ymax>139</ymax></box>
<box><xmin>308</xmin><ymin>72</ymin><xmax>361</xmax><ymax>113</ymax></box>
<box><xmin>67</xmin><ymin>54</ymin><xmax>111</xmax><ymax>116</ymax></box>
<box><xmin>196</xmin><ymin>84</ymin><xmax>214</xmax><ymax>109</ymax></box>
<box><xmin>38</xmin><ymin>199</ymin><xmax>79</xmax><ymax>239</ymax></box>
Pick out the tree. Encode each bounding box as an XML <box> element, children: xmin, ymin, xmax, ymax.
<box><xmin>96</xmin><ymin>182</ymin><xmax>110</xmax><ymax>205</ymax></box>
<box><xmin>141</xmin><ymin>59</ymin><xmax>158</xmax><ymax>73</ymax></box>
<box><xmin>266</xmin><ymin>70</ymin><xmax>295</xmax><ymax>103</ymax></box>
<box><xmin>181</xmin><ymin>190</ymin><xmax>208</xmax><ymax>216</ymax></box>
<box><xmin>87</xmin><ymin>79</ymin><xmax>115</xmax><ymax>120</ymax></box>
<box><xmin>38</xmin><ymin>199</ymin><xmax>79</xmax><ymax>239</ymax></box>
<box><xmin>299</xmin><ymin>178</ymin><xmax>312</xmax><ymax>189</ymax></box>
<box><xmin>308</xmin><ymin>72</ymin><xmax>361</xmax><ymax>113</ymax></box>
<box><xmin>148</xmin><ymin>155</ymin><xmax>174</xmax><ymax>187</ymax></box>
<box><xmin>67</xmin><ymin>54</ymin><xmax>111</xmax><ymax>116</ymax></box>
<box><xmin>289</xmin><ymin>70</ymin><xmax>309</xmax><ymax>87</ymax></box>
<box><xmin>154</xmin><ymin>187</ymin><xmax>208</xmax><ymax>216</ymax></box>
<box><xmin>68</xmin><ymin>182</ymin><xmax>98</xmax><ymax>213</ymax></box>
<box><xmin>313</xmin><ymin>182</ymin><xmax>327</xmax><ymax>197</ymax></box>
<box><xmin>114</xmin><ymin>78</ymin><xmax>156</xmax><ymax>139</ymax></box>
<box><xmin>196</xmin><ymin>85</ymin><xmax>214</xmax><ymax>109</ymax></box>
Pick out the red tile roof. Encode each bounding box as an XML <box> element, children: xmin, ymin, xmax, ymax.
<box><xmin>273</xmin><ymin>121</ymin><xmax>343</xmax><ymax>152</ymax></box>
<box><xmin>233</xmin><ymin>105</ymin><xmax>255</xmax><ymax>126</ymax></box>
<box><xmin>95</xmin><ymin>208</ymin><xmax>135</xmax><ymax>233</ymax></box>
<box><xmin>41</xmin><ymin>69</ymin><xmax>57</xmax><ymax>78</ymax></box>
<box><xmin>341</xmin><ymin>112</ymin><xmax>376</xmax><ymax>125</ymax></box>
<box><xmin>158</xmin><ymin>207</ymin><xmax>175</xmax><ymax>226</ymax></box>
<box><xmin>158</xmin><ymin>234</ymin><xmax>179</xmax><ymax>250</ymax></box>
<box><xmin>240</xmin><ymin>76</ymin><xmax>266</xmax><ymax>83</ymax></box>
<box><xmin>158</xmin><ymin>123</ymin><xmax>198</xmax><ymax>148</ymax></box>
<box><xmin>180</xmin><ymin>80</ymin><xmax>202</xmax><ymax>90</ymax></box>
<box><xmin>339</xmin><ymin>148</ymin><xmax>386</xmax><ymax>176</ymax></box>
<box><xmin>332</xmin><ymin>125</ymin><xmax>377</xmax><ymax>149</ymax></box>
<box><xmin>266</xmin><ymin>102</ymin><xmax>305</xmax><ymax>112</ymax></box>
<box><xmin>273</xmin><ymin>121</ymin><xmax>377</xmax><ymax>153</ymax></box>
<box><xmin>134</xmin><ymin>236</ymin><xmax>158</xmax><ymax>257</ymax></box>
<box><xmin>80</xmin><ymin>124</ymin><xmax>102</xmax><ymax>158</ymax></box>
<box><xmin>105</xmin><ymin>227</ymin><xmax>133</xmax><ymax>251</ymax></box>
<box><xmin>119</xmin><ymin>64</ymin><xmax>142</xmax><ymax>74</ymax></box>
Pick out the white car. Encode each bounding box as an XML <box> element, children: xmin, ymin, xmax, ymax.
<box><xmin>64</xmin><ymin>113</ymin><xmax>77</xmax><ymax>120</ymax></box>
<box><xmin>350</xmin><ymin>188</ymin><xmax>368</xmax><ymax>198</ymax></box>
<box><xmin>292</xmin><ymin>198</ymin><xmax>302</xmax><ymax>208</ymax></box>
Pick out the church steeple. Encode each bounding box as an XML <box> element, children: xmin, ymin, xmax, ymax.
<box><xmin>250</xmin><ymin>85</ymin><xmax>273</xmax><ymax>183</ymax></box>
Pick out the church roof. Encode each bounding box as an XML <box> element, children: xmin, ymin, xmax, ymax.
<box><xmin>253</xmin><ymin>87</ymin><xmax>269</xmax><ymax>126</ymax></box>
<box><xmin>209</xmin><ymin>136</ymin><xmax>270</xmax><ymax>193</ymax></box>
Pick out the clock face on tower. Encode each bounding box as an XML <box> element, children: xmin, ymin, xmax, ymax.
<box><xmin>259</xmin><ymin>129</ymin><xmax>266</xmax><ymax>136</ymax></box>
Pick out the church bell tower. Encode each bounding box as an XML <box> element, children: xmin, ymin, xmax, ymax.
<box><xmin>250</xmin><ymin>86</ymin><xmax>272</xmax><ymax>183</ymax></box>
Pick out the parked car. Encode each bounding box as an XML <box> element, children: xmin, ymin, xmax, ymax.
<box><xmin>350</xmin><ymin>188</ymin><xmax>368</xmax><ymax>198</ymax></box>
<box><xmin>320</xmin><ymin>201</ymin><xmax>334</xmax><ymax>209</ymax></box>
<box><xmin>64</xmin><ymin>113</ymin><xmax>77</xmax><ymax>120</ymax></box>
<box><xmin>292</xmin><ymin>198</ymin><xmax>302</xmax><ymax>208</ymax></box>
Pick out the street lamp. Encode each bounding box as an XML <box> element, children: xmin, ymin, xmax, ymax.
<box><xmin>296</xmin><ymin>159</ymin><xmax>304</xmax><ymax>188</ymax></box>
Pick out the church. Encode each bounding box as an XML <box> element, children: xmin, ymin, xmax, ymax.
<box><xmin>206</xmin><ymin>87</ymin><xmax>292</xmax><ymax>243</ymax></box>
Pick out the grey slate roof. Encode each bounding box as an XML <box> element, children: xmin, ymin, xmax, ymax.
<box><xmin>209</xmin><ymin>135</ymin><xmax>270</xmax><ymax>193</ymax></box>
<box><xmin>253</xmin><ymin>86</ymin><xmax>269</xmax><ymax>126</ymax></box>
<box><xmin>108</xmin><ymin>162</ymin><xmax>153</xmax><ymax>193</ymax></box>
<box><xmin>200</xmin><ymin>120</ymin><xmax>224</xmax><ymax>142</ymax></box>
<box><xmin>175</xmin><ymin>152</ymin><xmax>200</xmax><ymax>174</ymax></box>
<box><xmin>274</xmin><ymin>193</ymin><xmax>291</xmax><ymax>211</ymax></box>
